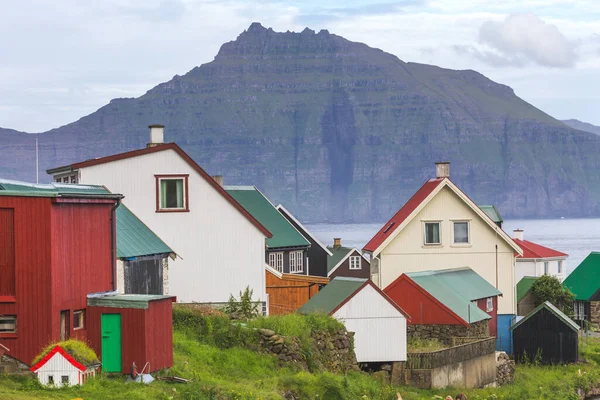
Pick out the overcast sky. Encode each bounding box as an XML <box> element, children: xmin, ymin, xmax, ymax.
<box><xmin>2</xmin><ymin>0</ymin><xmax>600</xmax><ymax>132</ymax></box>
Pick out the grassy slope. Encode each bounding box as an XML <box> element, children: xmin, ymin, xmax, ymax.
<box><xmin>1</xmin><ymin>313</ymin><xmax>599</xmax><ymax>399</ymax></box>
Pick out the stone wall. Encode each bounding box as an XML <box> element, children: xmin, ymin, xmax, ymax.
<box><xmin>496</xmin><ymin>352</ymin><xmax>515</xmax><ymax>386</ymax></box>
<box><xmin>258</xmin><ymin>328</ymin><xmax>358</xmax><ymax>373</ymax></box>
<box><xmin>590</xmin><ymin>301</ymin><xmax>600</xmax><ymax>326</ymax></box>
<box><xmin>407</xmin><ymin>320</ymin><xmax>489</xmax><ymax>346</ymax></box>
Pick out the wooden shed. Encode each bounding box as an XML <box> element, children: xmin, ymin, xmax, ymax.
<box><xmin>511</xmin><ymin>301</ymin><xmax>579</xmax><ymax>365</ymax></box>
<box><xmin>265</xmin><ymin>265</ymin><xmax>329</xmax><ymax>315</ymax></box>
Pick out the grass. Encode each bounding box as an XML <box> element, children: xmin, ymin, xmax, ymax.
<box><xmin>407</xmin><ymin>338</ymin><xmax>447</xmax><ymax>353</ymax></box>
<box><xmin>2</xmin><ymin>312</ymin><xmax>600</xmax><ymax>399</ymax></box>
<box><xmin>31</xmin><ymin>339</ymin><xmax>99</xmax><ymax>366</ymax></box>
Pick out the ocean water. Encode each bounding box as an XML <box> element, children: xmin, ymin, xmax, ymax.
<box><xmin>306</xmin><ymin>218</ymin><xmax>600</xmax><ymax>276</ymax></box>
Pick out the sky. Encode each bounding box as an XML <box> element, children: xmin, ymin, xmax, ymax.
<box><xmin>2</xmin><ymin>0</ymin><xmax>600</xmax><ymax>133</ymax></box>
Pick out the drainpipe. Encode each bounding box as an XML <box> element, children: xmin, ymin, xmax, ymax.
<box><xmin>110</xmin><ymin>198</ymin><xmax>122</xmax><ymax>291</ymax></box>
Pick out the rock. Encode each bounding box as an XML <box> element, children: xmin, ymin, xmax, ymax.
<box><xmin>273</xmin><ymin>337</ymin><xmax>285</xmax><ymax>345</ymax></box>
<box><xmin>259</xmin><ymin>329</ymin><xmax>275</xmax><ymax>337</ymax></box>
<box><xmin>272</xmin><ymin>344</ymin><xmax>283</xmax><ymax>354</ymax></box>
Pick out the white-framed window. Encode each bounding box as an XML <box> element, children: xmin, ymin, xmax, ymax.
<box><xmin>73</xmin><ymin>309</ymin><xmax>85</xmax><ymax>330</ymax></box>
<box><xmin>486</xmin><ymin>297</ymin><xmax>493</xmax><ymax>312</ymax></box>
<box><xmin>574</xmin><ymin>301</ymin><xmax>586</xmax><ymax>320</ymax></box>
<box><xmin>349</xmin><ymin>256</ymin><xmax>361</xmax><ymax>270</ymax></box>
<box><xmin>544</xmin><ymin>262</ymin><xmax>549</xmax><ymax>275</ymax></box>
<box><xmin>268</xmin><ymin>252</ymin><xmax>284</xmax><ymax>272</ymax></box>
<box><xmin>0</xmin><ymin>316</ymin><xmax>16</xmax><ymax>333</ymax></box>
<box><xmin>424</xmin><ymin>222</ymin><xmax>441</xmax><ymax>245</ymax></box>
<box><xmin>558</xmin><ymin>260</ymin><xmax>563</xmax><ymax>274</ymax></box>
<box><xmin>156</xmin><ymin>175</ymin><xmax>189</xmax><ymax>212</ymax></box>
<box><xmin>289</xmin><ymin>251</ymin><xmax>304</xmax><ymax>273</ymax></box>
<box><xmin>453</xmin><ymin>221</ymin><xmax>469</xmax><ymax>244</ymax></box>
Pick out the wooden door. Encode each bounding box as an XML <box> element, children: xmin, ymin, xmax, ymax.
<box><xmin>60</xmin><ymin>310</ymin><xmax>70</xmax><ymax>341</ymax></box>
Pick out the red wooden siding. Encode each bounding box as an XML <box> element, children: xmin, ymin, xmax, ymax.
<box><xmin>87</xmin><ymin>299</ymin><xmax>173</xmax><ymax>373</ymax></box>
<box><xmin>0</xmin><ymin>208</ymin><xmax>15</xmax><ymax>296</ymax></box>
<box><xmin>476</xmin><ymin>297</ymin><xmax>498</xmax><ymax>336</ymax></box>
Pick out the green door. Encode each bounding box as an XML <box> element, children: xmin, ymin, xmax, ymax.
<box><xmin>101</xmin><ymin>314</ymin><xmax>122</xmax><ymax>373</ymax></box>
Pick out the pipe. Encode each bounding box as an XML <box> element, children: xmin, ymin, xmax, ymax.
<box><xmin>110</xmin><ymin>197</ymin><xmax>122</xmax><ymax>291</ymax></box>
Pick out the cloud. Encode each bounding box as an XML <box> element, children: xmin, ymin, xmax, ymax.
<box><xmin>452</xmin><ymin>45</ymin><xmax>527</xmax><ymax>67</ymax></box>
<box><xmin>478</xmin><ymin>13</ymin><xmax>577</xmax><ymax>68</ymax></box>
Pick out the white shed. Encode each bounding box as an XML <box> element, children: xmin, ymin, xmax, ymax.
<box><xmin>298</xmin><ymin>277</ymin><xmax>409</xmax><ymax>363</ymax></box>
<box><xmin>30</xmin><ymin>346</ymin><xmax>98</xmax><ymax>387</ymax></box>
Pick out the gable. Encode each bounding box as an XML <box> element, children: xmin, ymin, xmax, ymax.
<box><xmin>277</xmin><ymin>205</ymin><xmax>332</xmax><ymax>256</ymax></box>
<box><xmin>333</xmin><ymin>284</ymin><xmax>406</xmax><ymax>320</ymax></box>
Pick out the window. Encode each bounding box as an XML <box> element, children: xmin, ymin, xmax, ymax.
<box><xmin>48</xmin><ymin>375</ymin><xmax>54</xmax><ymax>385</ymax></box>
<box><xmin>453</xmin><ymin>221</ymin><xmax>469</xmax><ymax>244</ymax></box>
<box><xmin>268</xmin><ymin>252</ymin><xmax>283</xmax><ymax>272</ymax></box>
<box><xmin>70</xmin><ymin>175</ymin><xmax>76</xmax><ymax>184</ymax></box>
<box><xmin>424</xmin><ymin>222</ymin><xmax>441</xmax><ymax>245</ymax></box>
<box><xmin>73</xmin><ymin>310</ymin><xmax>85</xmax><ymax>330</ymax></box>
<box><xmin>544</xmin><ymin>262</ymin><xmax>549</xmax><ymax>275</ymax></box>
<box><xmin>558</xmin><ymin>260</ymin><xmax>563</xmax><ymax>274</ymax></box>
<box><xmin>486</xmin><ymin>297</ymin><xmax>493</xmax><ymax>312</ymax></box>
<box><xmin>156</xmin><ymin>175</ymin><xmax>189</xmax><ymax>212</ymax></box>
<box><xmin>574</xmin><ymin>301</ymin><xmax>586</xmax><ymax>320</ymax></box>
<box><xmin>61</xmin><ymin>376</ymin><xmax>69</xmax><ymax>384</ymax></box>
<box><xmin>349</xmin><ymin>256</ymin><xmax>361</xmax><ymax>270</ymax></box>
<box><xmin>0</xmin><ymin>316</ymin><xmax>16</xmax><ymax>333</ymax></box>
<box><xmin>289</xmin><ymin>251</ymin><xmax>304</xmax><ymax>273</ymax></box>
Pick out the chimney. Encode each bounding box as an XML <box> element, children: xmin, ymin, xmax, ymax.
<box><xmin>147</xmin><ymin>124</ymin><xmax>165</xmax><ymax>148</ymax></box>
<box><xmin>333</xmin><ymin>238</ymin><xmax>341</xmax><ymax>249</ymax></box>
<box><xmin>212</xmin><ymin>175</ymin><xmax>223</xmax><ymax>186</ymax></box>
<box><xmin>435</xmin><ymin>162</ymin><xmax>450</xmax><ymax>179</ymax></box>
<box><xmin>513</xmin><ymin>229</ymin><xmax>524</xmax><ymax>241</ymax></box>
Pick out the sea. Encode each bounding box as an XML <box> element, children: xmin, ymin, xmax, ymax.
<box><xmin>306</xmin><ymin>218</ymin><xmax>600</xmax><ymax>276</ymax></box>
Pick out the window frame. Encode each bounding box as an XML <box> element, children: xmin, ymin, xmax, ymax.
<box><xmin>61</xmin><ymin>375</ymin><xmax>69</xmax><ymax>384</ymax></box>
<box><xmin>0</xmin><ymin>315</ymin><xmax>16</xmax><ymax>335</ymax></box>
<box><xmin>452</xmin><ymin>221</ymin><xmax>470</xmax><ymax>245</ymax></box>
<box><xmin>349</xmin><ymin>255</ymin><xmax>361</xmax><ymax>270</ymax></box>
<box><xmin>486</xmin><ymin>297</ymin><xmax>493</xmax><ymax>312</ymax></box>
<box><xmin>268</xmin><ymin>252</ymin><xmax>284</xmax><ymax>272</ymax></box>
<box><xmin>155</xmin><ymin>174</ymin><xmax>190</xmax><ymax>213</ymax></box>
<box><xmin>543</xmin><ymin>261</ymin><xmax>549</xmax><ymax>275</ymax></box>
<box><xmin>558</xmin><ymin>260</ymin><xmax>563</xmax><ymax>274</ymax></box>
<box><xmin>423</xmin><ymin>221</ymin><xmax>442</xmax><ymax>245</ymax></box>
<box><xmin>73</xmin><ymin>309</ymin><xmax>85</xmax><ymax>330</ymax></box>
<box><xmin>289</xmin><ymin>251</ymin><xmax>304</xmax><ymax>273</ymax></box>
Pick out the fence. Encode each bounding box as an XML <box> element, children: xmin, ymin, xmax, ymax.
<box><xmin>406</xmin><ymin>337</ymin><xmax>496</xmax><ymax>370</ymax></box>
<box><xmin>451</xmin><ymin>336</ymin><xmax>487</xmax><ymax>347</ymax></box>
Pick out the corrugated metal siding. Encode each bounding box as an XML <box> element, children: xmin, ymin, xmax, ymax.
<box><xmin>0</xmin><ymin>196</ymin><xmax>53</xmax><ymax>365</ymax></box>
<box><xmin>80</xmin><ymin>149</ymin><xmax>267</xmax><ymax>303</ymax></box>
<box><xmin>0</xmin><ymin>208</ymin><xmax>15</xmax><ymax>295</ymax></box>
<box><xmin>333</xmin><ymin>285</ymin><xmax>407</xmax><ymax>362</ymax></box>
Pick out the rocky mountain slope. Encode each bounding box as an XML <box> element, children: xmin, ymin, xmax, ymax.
<box><xmin>3</xmin><ymin>23</ymin><xmax>600</xmax><ymax>222</ymax></box>
<box><xmin>563</xmin><ymin>119</ymin><xmax>600</xmax><ymax>135</ymax></box>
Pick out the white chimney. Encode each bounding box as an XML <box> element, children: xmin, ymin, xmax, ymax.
<box><xmin>148</xmin><ymin>124</ymin><xmax>165</xmax><ymax>148</ymax></box>
<box><xmin>513</xmin><ymin>229</ymin><xmax>524</xmax><ymax>241</ymax></box>
<box><xmin>435</xmin><ymin>162</ymin><xmax>450</xmax><ymax>179</ymax></box>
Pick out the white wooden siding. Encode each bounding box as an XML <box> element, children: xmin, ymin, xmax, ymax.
<box><xmin>378</xmin><ymin>186</ymin><xmax>517</xmax><ymax>315</ymax></box>
<box><xmin>333</xmin><ymin>285</ymin><xmax>407</xmax><ymax>362</ymax></box>
<box><xmin>35</xmin><ymin>353</ymin><xmax>81</xmax><ymax>387</ymax></box>
<box><xmin>78</xmin><ymin>148</ymin><xmax>267</xmax><ymax>303</ymax></box>
<box><xmin>515</xmin><ymin>259</ymin><xmax>567</xmax><ymax>283</ymax></box>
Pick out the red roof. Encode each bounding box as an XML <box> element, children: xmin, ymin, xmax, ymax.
<box><xmin>363</xmin><ymin>178</ymin><xmax>444</xmax><ymax>252</ymax></box>
<box><xmin>48</xmin><ymin>143</ymin><xmax>271</xmax><ymax>238</ymax></box>
<box><xmin>513</xmin><ymin>239</ymin><xmax>567</xmax><ymax>259</ymax></box>
<box><xmin>30</xmin><ymin>346</ymin><xmax>87</xmax><ymax>373</ymax></box>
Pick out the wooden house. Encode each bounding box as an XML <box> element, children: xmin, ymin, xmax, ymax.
<box><xmin>47</xmin><ymin>125</ymin><xmax>272</xmax><ymax>305</ymax></box>
<box><xmin>0</xmin><ymin>180</ymin><xmax>175</xmax><ymax>373</ymax></box>
<box><xmin>326</xmin><ymin>239</ymin><xmax>371</xmax><ymax>279</ymax></box>
<box><xmin>226</xmin><ymin>187</ymin><xmax>310</xmax><ymax>275</ymax></box>
<box><xmin>384</xmin><ymin>268</ymin><xmax>501</xmax><ymax>345</ymax></box>
<box><xmin>511</xmin><ymin>301</ymin><xmax>579</xmax><ymax>365</ymax></box>
<box><xmin>563</xmin><ymin>252</ymin><xmax>600</xmax><ymax>324</ymax></box>
<box><xmin>298</xmin><ymin>277</ymin><xmax>409</xmax><ymax>363</ymax></box>
<box><xmin>30</xmin><ymin>345</ymin><xmax>99</xmax><ymax>387</ymax></box>
<box><xmin>516</xmin><ymin>276</ymin><xmax>539</xmax><ymax>316</ymax></box>
<box><xmin>362</xmin><ymin>162</ymin><xmax>522</xmax><ymax>352</ymax></box>
<box><xmin>277</xmin><ymin>204</ymin><xmax>332</xmax><ymax>277</ymax></box>
<box><xmin>512</xmin><ymin>229</ymin><xmax>568</xmax><ymax>283</ymax></box>
<box><xmin>265</xmin><ymin>265</ymin><xmax>329</xmax><ymax>315</ymax></box>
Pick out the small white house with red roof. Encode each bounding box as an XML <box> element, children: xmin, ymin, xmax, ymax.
<box><xmin>30</xmin><ymin>346</ymin><xmax>99</xmax><ymax>387</ymax></box>
<box><xmin>512</xmin><ymin>229</ymin><xmax>568</xmax><ymax>283</ymax></box>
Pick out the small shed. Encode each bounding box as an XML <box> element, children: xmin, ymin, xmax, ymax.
<box><xmin>30</xmin><ymin>345</ymin><xmax>99</xmax><ymax>387</ymax></box>
<box><xmin>265</xmin><ymin>265</ymin><xmax>329</xmax><ymax>315</ymax></box>
<box><xmin>511</xmin><ymin>301</ymin><xmax>579</xmax><ymax>365</ymax></box>
<box><xmin>298</xmin><ymin>277</ymin><xmax>409</xmax><ymax>363</ymax></box>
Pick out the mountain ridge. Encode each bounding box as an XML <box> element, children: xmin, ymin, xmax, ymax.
<box><xmin>2</xmin><ymin>23</ymin><xmax>600</xmax><ymax>222</ymax></box>
<box><xmin>562</xmin><ymin>119</ymin><xmax>600</xmax><ymax>135</ymax></box>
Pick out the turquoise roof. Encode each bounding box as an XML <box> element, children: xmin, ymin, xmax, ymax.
<box><xmin>478</xmin><ymin>205</ymin><xmax>503</xmax><ymax>224</ymax></box>
<box><xmin>510</xmin><ymin>301</ymin><xmax>579</xmax><ymax>332</ymax></box>
<box><xmin>407</xmin><ymin>268</ymin><xmax>501</xmax><ymax>324</ymax></box>
<box><xmin>225</xmin><ymin>186</ymin><xmax>310</xmax><ymax>249</ymax></box>
<box><xmin>0</xmin><ymin>179</ymin><xmax>173</xmax><ymax>258</ymax></box>
<box><xmin>298</xmin><ymin>277</ymin><xmax>367</xmax><ymax>314</ymax></box>
<box><xmin>326</xmin><ymin>246</ymin><xmax>355</xmax><ymax>273</ymax></box>
<box><xmin>88</xmin><ymin>294</ymin><xmax>175</xmax><ymax>310</ymax></box>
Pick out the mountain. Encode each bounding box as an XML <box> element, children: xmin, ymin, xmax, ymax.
<box><xmin>562</xmin><ymin>119</ymin><xmax>600</xmax><ymax>135</ymax></box>
<box><xmin>3</xmin><ymin>23</ymin><xmax>600</xmax><ymax>222</ymax></box>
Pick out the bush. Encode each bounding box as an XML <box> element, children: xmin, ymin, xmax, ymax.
<box><xmin>32</xmin><ymin>339</ymin><xmax>99</xmax><ymax>366</ymax></box>
<box><xmin>223</xmin><ymin>286</ymin><xmax>261</xmax><ymax>320</ymax></box>
<box><xmin>531</xmin><ymin>275</ymin><xmax>574</xmax><ymax>314</ymax></box>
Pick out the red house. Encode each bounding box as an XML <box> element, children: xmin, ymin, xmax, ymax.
<box><xmin>384</xmin><ymin>268</ymin><xmax>502</xmax><ymax>343</ymax></box>
<box><xmin>0</xmin><ymin>180</ymin><xmax>174</xmax><ymax>373</ymax></box>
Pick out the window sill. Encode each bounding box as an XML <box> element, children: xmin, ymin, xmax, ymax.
<box><xmin>422</xmin><ymin>244</ymin><xmax>443</xmax><ymax>249</ymax></box>
<box><xmin>450</xmin><ymin>244</ymin><xmax>472</xmax><ymax>248</ymax></box>
<box><xmin>156</xmin><ymin>209</ymin><xmax>190</xmax><ymax>213</ymax></box>
<box><xmin>0</xmin><ymin>296</ymin><xmax>16</xmax><ymax>303</ymax></box>
<box><xmin>0</xmin><ymin>333</ymin><xmax>17</xmax><ymax>339</ymax></box>
<box><xmin>349</xmin><ymin>269</ymin><xmax>362</xmax><ymax>271</ymax></box>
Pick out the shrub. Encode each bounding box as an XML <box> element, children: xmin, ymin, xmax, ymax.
<box><xmin>32</xmin><ymin>339</ymin><xmax>99</xmax><ymax>366</ymax></box>
<box><xmin>223</xmin><ymin>286</ymin><xmax>261</xmax><ymax>320</ymax></box>
<box><xmin>531</xmin><ymin>275</ymin><xmax>574</xmax><ymax>314</ymax></box>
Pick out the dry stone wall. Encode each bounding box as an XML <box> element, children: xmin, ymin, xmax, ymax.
<box><xmin>407</xmin><ymin>320</ymin><xmax>489</xmax><ymax>345</ymax></box>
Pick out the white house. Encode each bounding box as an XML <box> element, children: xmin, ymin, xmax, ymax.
<box><xmin>47</xmin><ymin>125</ymin><xmax>272</xmax><ymax>305</ymax></box>
<box><xmin>30</xmin><ymin>346</ymin><xmax>98</xmax><ymax>387</ymax></box>
<box><xmin>298</xmin><ymin>277</ymin><xmax>409</xmax><ymax>363</ymax></box>
<box><xmin>512</xmin><ymin>229</ymin><xmax>568</xmax><ymax>283</ymax></box>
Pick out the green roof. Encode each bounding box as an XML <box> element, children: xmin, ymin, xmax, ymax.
<box><xmin>478</xmin><ymin>205</ymin><xmax>503</xmax><ymax>224</ymax></box>
<box><xmin>88</xmin><ymin>294</ymin><xmax>175</xmax><ymax>309</ymax></box>
<box><xmin>298</xmin><ymin>277</ymin><xmax>366</xmax><ymax>314</ymax></box>
<box><xmin>225</xmin><ymin>186</ymin><xmax>310</xmax><ymax>249</ymax></box>
<box><xmin>407</xmin><ymin>268</ymin><xmax>501</xmax><ymax>324</ymax></box>
<box><xmin>327</xmin><ymin>246</ymin><xmax>355</xmax><ymax>273</ymax></box>
<box><xmin>563</xmin><ymin>252</ymin><xmax>600</xmax><ymax>301</ymax></box>
<box><xmin>0</xmin><ymin>179</ymin><xmax>173</xmax><ymax>258</ymax></box>
<box><xmin>517</xmin><ymin>276</ymin><xmax>539</xmax><ymax>303</ymax></box>
<box><xmin>510</xmin><ymin>301</ymin><xmax>579</xmax><ymax>332</ymax></box>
